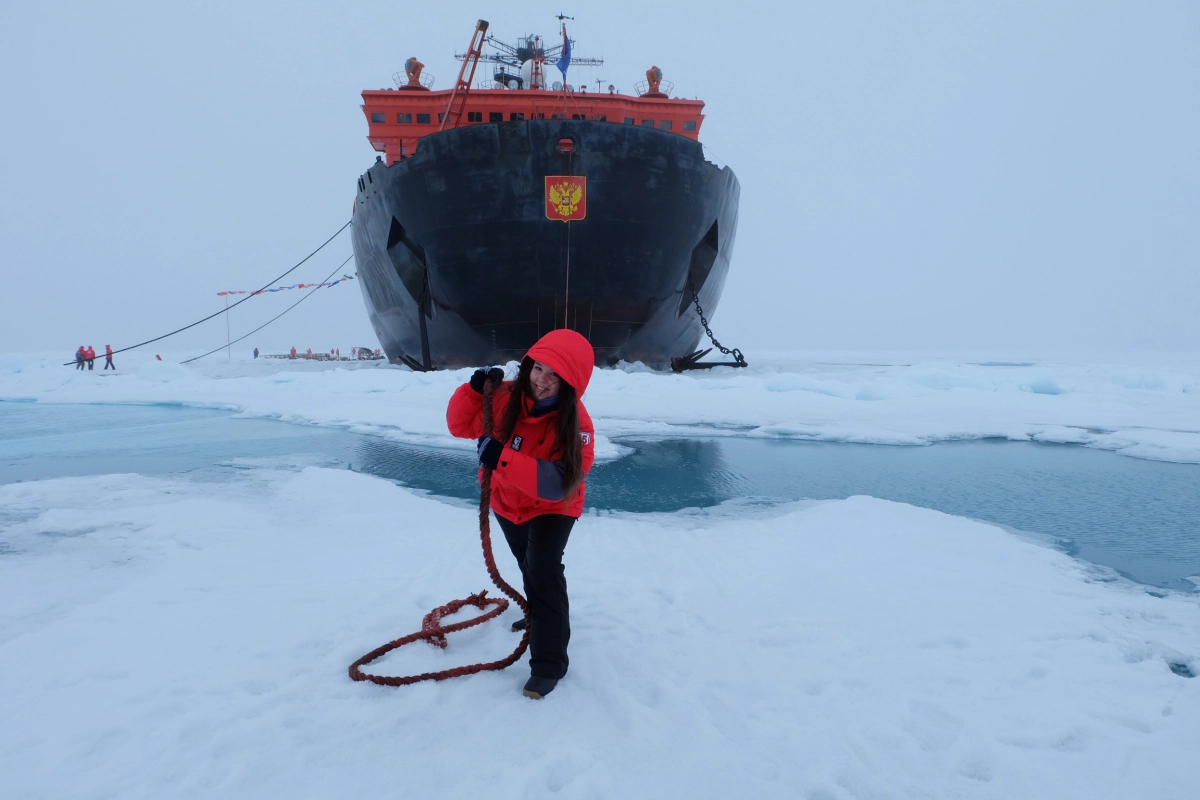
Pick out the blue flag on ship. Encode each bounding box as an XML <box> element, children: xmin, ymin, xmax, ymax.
<box><xmin>556</xmin><ymin>26</ymin><xmax>571</xmax><ymax>79</ymax></box>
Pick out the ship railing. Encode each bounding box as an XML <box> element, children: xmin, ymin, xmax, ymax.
<box><xmin>633</xmin><ymin>79</ymin><xmax>673</xmax><ymax>97</ymax></box>
<box><xmin>392</xmin><ymin>71</ymin><xmax>436</xmax><ymax>90</ymax></box>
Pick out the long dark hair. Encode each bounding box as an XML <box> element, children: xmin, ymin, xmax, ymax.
<box><xmin>497</xmin><ymin>357</ymin><xmax>583</xmax><ymax>498</ymax></box>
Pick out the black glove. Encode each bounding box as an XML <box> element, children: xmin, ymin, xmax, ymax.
<box><xmin>477</xmin><ymin>436</ymin><xmax>503</xmax><ymax>469</ymax></box>
<box><xmin>469</xmin><ymin>367</ymin><xmax>506</xmax><ymax>394</ymax></box>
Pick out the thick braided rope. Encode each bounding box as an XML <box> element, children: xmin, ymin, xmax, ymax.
<box><xmin>349</xmin><ymin>377</ymin><xmax>530</xmax><ymax>686</ymax></box>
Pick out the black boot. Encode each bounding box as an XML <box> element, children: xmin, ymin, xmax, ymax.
<box><xmin>511</xmin><ymin>617</ymin><xmax>527</xmax><ymax>632</ymax></box>
<box><xmin>522</xmin><ymin>675</ymin><xmax>559</xmax><ymax>699</ymax></box>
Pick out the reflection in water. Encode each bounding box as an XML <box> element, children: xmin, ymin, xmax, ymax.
<box><xmin>586</xmin><ymin>438</ymin><xmax>743</xmax><ymax>511</ymax></box>
<box><xmin>354</xmin><ymin>438</ymin><xmax>478</xmax><ymax>503</ymax></box>
<box><xmin>351</xmin><ymin>437</ymin><xmax>742</xmax><ymax>512</ymax></box>
<box><xmin>3</xmin><ymin>402</ymin><xmax>1198</xmax><ymax>593</ymax></box>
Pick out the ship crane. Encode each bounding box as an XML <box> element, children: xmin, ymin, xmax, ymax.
<box><xmin>440</xmin><ymin>19</ymin><xmax>489</xmax><ymax>131</ymax></box>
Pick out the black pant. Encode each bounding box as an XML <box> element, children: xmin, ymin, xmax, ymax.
<box><xmin>86</xmin><ymin>359</ymin><xmax>94</xmax><ymax>370</ymax></box>
<box><xmin>495</xmin><ymin>512</ymin><xmax>575</xmax><ymax>679</ymax></box>
<box><xmin>104</xmin><ymin>357</ymin><xmax>114</xmax><ymax>370</ymax></box>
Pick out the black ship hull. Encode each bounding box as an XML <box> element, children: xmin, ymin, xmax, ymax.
<box><xmin>351</xmin><ymin>119</ymin><xmax>739</xmax><ymax>369</ymax></box>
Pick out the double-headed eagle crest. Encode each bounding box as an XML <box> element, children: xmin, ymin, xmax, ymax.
<box><xmin>545</xmin><ymin>176</ymin><xmax>586</xmax><ymax>221</ymax></box>
<box><xmin>548</xmin><ymin>181</ymin><xmax>583</xmax><ymax>216</ymax></box>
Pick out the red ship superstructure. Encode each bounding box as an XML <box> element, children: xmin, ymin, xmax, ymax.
<box><xmin>362</xmin><ymin>20</ymin><xmax>703</xmax><ymax>164</ymax></box>
<box><xmin>351</xmin><ymin>18</ymin><xmax>740</xmax><ymax>370</ymax></box>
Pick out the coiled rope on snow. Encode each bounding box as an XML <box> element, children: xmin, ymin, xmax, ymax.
<box><xmin>349</xmin><ymin>376</ymin><xmax>531</xmax><ymax>686</ymax></box>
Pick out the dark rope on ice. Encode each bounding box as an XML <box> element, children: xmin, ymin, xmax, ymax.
<box><xmin>61</xmin><ymin>220</ymin><xmax>351</xmax><ymax>365</ymax></box>
<box><xmin>349</xmin><ymin>376</ymin><xmax>531</xmax><ymax>687</ymax></box>
<box><xmin>180</xmin><ymin>254</ymin><xmax>353</xmax><ymax>364</ymax></box>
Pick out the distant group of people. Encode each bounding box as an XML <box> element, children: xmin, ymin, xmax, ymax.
<box><xmin>75</xmin><ymin>345</ymin><xmax>115</xmax><ymax>371</ymax></box>
<box><xmin>279</xmin><ymin>346</ymin><xmax>380</xmax><ymax>360</ymax></box>
<box><xmin>70</xmin><ymin>344</ymin><xmax>382</xmax><ymax>367</ymax></box>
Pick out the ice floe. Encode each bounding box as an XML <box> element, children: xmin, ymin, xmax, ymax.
<box><xmin>2</xmin><ymin>352</ymin><xmax>1199</xmax><ymax>462</ymax></box>
<box><xmin>0</xmin><ymin>467</ymin><xmax>1196</xmax><ymax>798</ymax></box>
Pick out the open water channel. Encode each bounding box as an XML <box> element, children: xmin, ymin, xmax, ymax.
<box><xmin>2</xmin><ymin>400</ymin><xmax>1198</xmax><ymax>593</ymax></box>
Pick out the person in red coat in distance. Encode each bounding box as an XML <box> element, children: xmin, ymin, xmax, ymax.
<box><xmin>447</xmin><ymin>329</ymin><xmax>596</xmax><ymax>699</ymax></box>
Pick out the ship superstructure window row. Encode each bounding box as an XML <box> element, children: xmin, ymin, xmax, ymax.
<box><xmin>369</xmin><ymin>111</ymin><xmax>698</xmax><ymax>132</ymax></box>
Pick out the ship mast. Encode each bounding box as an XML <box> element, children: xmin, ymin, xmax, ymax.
<box><xmin>439</xmin><ymin>19</ymin><xmax>489</xmax><ymax>131</ymax></box>
<box><xmin>453</xmin><ymin>21</ymin><xmax>602</xmax><ymax>91</ymax></box>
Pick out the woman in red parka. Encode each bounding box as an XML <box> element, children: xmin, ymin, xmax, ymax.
<box><xmin>447</xmin><ymin>329</ymin><xmax>595</xmax><ymax>699</ymax></box>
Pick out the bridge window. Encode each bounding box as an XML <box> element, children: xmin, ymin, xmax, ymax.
<box><xmin>658</xmin><ymin>120</ymin><xmax>672</xmax><ymax>131</ymax></box>
<box><xmin>624</xmin><ymin>117</ymin><xmax>634</xmax><ymax>124</ymax></box>
<box><xmin>467</xmin><ymin>111</ymin><xmax>483</xmax><ymax>122</ymax></box>
<box><xmin>594</xmin><ymin>115</ymin><xmax>607</xmax><ymax>121</ymax></box>
<box><xmin>551</xmin><ymin>113</ymin><xmax>563</xmax><ymax>119</ymax></box>
<box><xmin>489</xmin><ymin>111</ymin><xmax>503</xmax><ymax>122</ymax></box>
<box><xmin>683</xmin><ymin>120</ymin><xmax>696</xmax><ymax>131</ymax></box>
<box><xmin>571</xmin><ymin>114</ymin><xmax>584</xmax><ymax>120</ymax></box>
<box><xmin>438</xmin><ymin>112</ymin><xmax>445</xmax><ymax>123</ymax></box>
<box><xmin>416</xmin><ymin>113</ymin><xmax>431</xmax><ymax>124</ymax></box>
<box><xmin>641</xmin><ymin>119</ymin><xmax>654</xmax><ymax>128</ymax></box>
<box><xmin>510</xmin><ymin>112</ymin><xmax>525</xmax><ymax>121</ymax></box>
<box><xmin>397</xmin><ymin>113</ymin><xmax>413</xmax><ymax>123</ymax></box>
<box><xmin>371</xmin><ymin>113</ymin><xmax>385</xmax><ymax>123</ymax></box>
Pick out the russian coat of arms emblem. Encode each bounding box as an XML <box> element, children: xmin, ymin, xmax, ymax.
<box><xmin>545</xmin><ymin>176</ymin><xmax>587</xmax><ymax>222</ymax></box>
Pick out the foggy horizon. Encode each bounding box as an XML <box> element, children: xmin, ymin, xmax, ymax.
<box><xmin>2</xmin><ymin>1</ymin><xmax>1197</xmax><ymax>360</ymax></box>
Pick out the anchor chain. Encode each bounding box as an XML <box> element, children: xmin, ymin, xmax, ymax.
<box><xmin>683</xmin><ymin>276</ymin><xmax>746</xmax><ymax>367</ymax></box>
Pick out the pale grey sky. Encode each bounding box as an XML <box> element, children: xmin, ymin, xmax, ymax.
<box><xmin>2</xmin><ymin>1</ymin><xmax>1197</xmax><ymax>358</ymax></box>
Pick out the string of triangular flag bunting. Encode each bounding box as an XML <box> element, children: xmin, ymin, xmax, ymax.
<box><xmin>217</xmin><ymin>275</ymin><xmax>355</xmax><ymax>296</ymax></box>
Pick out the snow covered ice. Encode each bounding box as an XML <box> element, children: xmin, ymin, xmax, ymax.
<box><xmin>3</xmin><ymin>351</ymin><xmax>1200</xmax><ymax>463</ymax></box>
<box><xmin>2</xmin><ymin>353</ymin><xmax>1199</xmax><ymax>798</ymax></box>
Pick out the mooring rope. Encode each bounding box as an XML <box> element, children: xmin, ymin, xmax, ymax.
<box><xmin>62</xmin><ymin>220</ymin><xmax>351</xmax><ymax>365</ymax></box>
<box><xmin>180</xmin><ymin>254</ymin><xmax>353</xmax><ymax>364</ymax></box>
<box><xmin>349</xmin><ymin>376</ymin><xmax>530</xmax><ymax>686</ymax></box>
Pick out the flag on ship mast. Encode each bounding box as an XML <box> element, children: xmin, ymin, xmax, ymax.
<box><xmin>556</xmin><ymin>24</ymin><xmax>571</xmax><ymax>79</ymax></box>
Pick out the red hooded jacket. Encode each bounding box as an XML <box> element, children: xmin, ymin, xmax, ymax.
<box><xmin>447</xmin><ymin>330</ymin><xmax>596</xmax><ymax>522</ymax></box>
<box><xmin>84</xmin><ymin>346</ymin><xmax>95</xmax><ymax>359</ymax></box>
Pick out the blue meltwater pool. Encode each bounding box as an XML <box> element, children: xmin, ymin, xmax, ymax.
<box><xmin>2</xmin><ymin>400</ymin><xmax>1198</xmax><ymax>593</ymax></box>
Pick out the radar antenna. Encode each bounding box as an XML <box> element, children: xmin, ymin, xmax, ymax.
<box><xmin>454</xmin><ymin>19</ymin><xmax>603</xmax><ymax>74</ymax></box>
